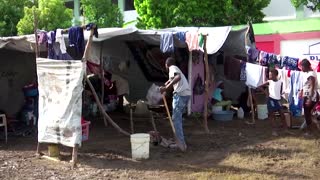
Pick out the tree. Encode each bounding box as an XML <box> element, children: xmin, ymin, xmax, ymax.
<box><xmin>0</xmin><ymin>0</ymin><xmax>32</xmax><ymax>36</ymax></box>
<box><xmin>291</xmin><ymin>0</ymin><xmax>320</xmax><ymax>11</ymax></box>
<box><xmin>81</xmin><ymin>0</ymin><xmax>124</xmax><ymax>28</ymax></box>
<box><xmin>17</xmin><ymin>0</ymin><xmax>73</xmax><ymax>35</ymax></box>
<box><xmin>134</xmin><ymin>0</ymin><xmax>271</xmax><ymax>29</ymax></box>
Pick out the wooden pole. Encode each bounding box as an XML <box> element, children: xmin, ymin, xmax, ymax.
<box><xmin>162</xmin><ymin>95</ymin><xmax>176</xmax><ymax>136</ymax></box>
<box><xmin>33</xmin><ymin>2</ymin><xmax>42</xmax><ymax>157</ymax></box>
<box><xmin>71</xmin><ymin>144</ymin><xmax>79</xmax><ymax>169</ymax></box>
<box><xmin>203</xmin><ymin>35</ymin><xmax>210</xmax><ymax>133</ymax></box>
<box><xmin>244</xmin><ymin>25</ymin><xmax>255</xmax><ymax>125</ymax></box>
<box><xmin>248</xmin><ymin>87</ymin><xmax>255</xmax><ymax>124</ymax></box>
<box><xmin>187</xmin><ymin>51</ymin><xmax>192</xmax><ymax>115</ymax></box>
<box><xmin>99</xmin><ymin>42</ymin><xmax>108</xmax><ymax>127</ymax></box>
<box><xmin>86</xmin><ymin>78</ymin><xmax>130</xmax><ymax>136</ymax></box>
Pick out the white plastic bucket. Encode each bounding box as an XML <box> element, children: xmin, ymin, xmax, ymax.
<box><xmin>212</xmin><ymin>106</ymin><xmax>223</xmax><ymax>113</ymax></box>
<box><xmin>130</xmin><ymin>133</ymin><xmax>150</xmax><ymax>160</ymax></box>
<box><xmin>257</xmin><ymin>104</ymin><xmax>268</xmax><ymax>120</ymax></box>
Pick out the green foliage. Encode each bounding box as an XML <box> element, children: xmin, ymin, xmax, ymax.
<box><xmin>0</xmin><ymin>0</ymin><xmax>31</xmax><ymax>36</ymax></box>
<box><xmin>81</xmin><ymin>0</ymin><xmax>124</xmax><ymax>28</ymax></box>
<box><xmin>17</xmin><ymin>0</ymin><xmax>73</xmax><ymax>35</ymax></box>
<box><xmin>291</xmin><ymin>0</ymin><xmax>320</xmax><ymax>11</ymax></box>
<box><xmin>134</xmin><ymin>0</ymin><xmax>271</xmax><ymax>29</ymax></box>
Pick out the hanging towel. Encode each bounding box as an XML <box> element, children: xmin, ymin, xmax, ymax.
<box><xmin>160</xmin><ymin>33</ymin><xmax>174</xmax><ymax>53</ymax></box>
<box><xmin>176</xmin><ymin>32</ymin><xmax>186</xmax><ymax>42</ymax></box>
<box><xmin>278</xmin><ymin>68</ymin><xmax>290</xmax><ymax>99</ymax></box>
<box><xmin>259</xmin><ymin>51</ymin><xmax>269</xmax><ymax>66</ymax></box>
<box><xmin>245</xmin><ymin>63</ymin><xmax>264</xmax><ymax>88</ymax></box>
<box><xmin>185</xmin><ymin>32</ymin><xmax>199</xmax><ymax>51</ymax></box>
<box><xmin>38</xmin><ymin>32</ymin><xmax>48</xmax><ymax>45</ymax></box>
<box><xmin>55</xmin><ymin>29</ymin><xmax>67</xmax><ymax>54</ymax></box>
<box><xmin>47</xmin><ymin>31</ymin><xmax>57</xmax><ymax>59</ymax></box>
<box><xmin>268</xmin><ymin>53</ymin><xmax>280</xmax><ymax>68</ymax></box>
<box><xmin>282</xmin><ymin>56</ymin><xmax>299</xmax><ymax>70</ymax></box>
<box><xmin>290</xmin><ymin>71</ymin><xmax>304</xmax><ymax>106</ymax></box>
<box><xmin>248</xmin><ymin>47</ymin><xmax>260</xmax><ymax>63</ymax></box>
<box><xmin>68</xmin><ymin>26</ymin><xmax>85</xmax><ymax>57</ymax></box>
<box><xmin>224</xmin><ymin>56</ymin><xmax>241</xmax><ymax>81</ymax></box>
<box><xmin>277</xmin><ymin>55</ymin><xmax>284</xmax><ymax>68</ymax></box>
<box><xmin>240</xmin><ymin>61</ymin><xmax>247</xmax><ymax>81</ymax></box>
<box><xmin>198</xmin><ymin>34</ymin><xmax>204</xmax><ymax>49</ymax></box>
<box><xmin>288</xmin><ymin>71</ymin><xmax>304</xmax><ymax>116</ymax></box>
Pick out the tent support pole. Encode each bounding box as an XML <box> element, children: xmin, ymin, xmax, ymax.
<box><xmin>71</xmin><ymin>144</ymin><xmax>79</xmax><ymax>169</ymax></box>
<box><xmin>203</xmin><ymin>35</ymin><xmax>210</xmax><ymax>133</ymax></box>
<box><xmin>244</xmin><ymin>24</ymin><xmax>255</xmax><ymax>125</ymax></box>
<box><xmin>187</xmin><ymin>51</ymin><xmax>192</xmax><ymax>115</ymax></box>
<box><xmin>100</xmin><ymin>42</ymin><xmax>108</xmax><ymax>127</ymax></box>
<box><xmin>33</xmin><ymin>2</ymin><xmax>42</xmax><ymax>157</ymax></box>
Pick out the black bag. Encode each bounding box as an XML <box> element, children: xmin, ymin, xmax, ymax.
<box><xmin>193</xmin><ymin>74</ymin><xmax>205</xmax><ymax>95</ymax></box>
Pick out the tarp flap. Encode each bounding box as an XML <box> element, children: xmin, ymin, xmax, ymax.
<box><xmin>83</xmin><ymin>27</ymin><xmax>138</xmax><ymax>41</ymax></box>
<box><xmin>199</xmin><ymin>26</ymin><xmax>232</xmax><ymax>54</ymax></box>
<box><xmin>0</xmin><ymin>35</ymin><xmax>36</xmax><ymax>52</ymax></box>
<box><xmin>37</xmin><ymin>58</ymin><xmax>85</xmax><ymax>147</ymax></box>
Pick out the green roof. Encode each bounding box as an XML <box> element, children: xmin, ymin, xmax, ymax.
<box><xmin>233</xmin><ymin>18</ymin><xmax>320</xmax><ymax>35</ymax></box>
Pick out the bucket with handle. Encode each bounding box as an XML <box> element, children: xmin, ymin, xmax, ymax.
<box><xmin>130</xmin><ymin>133</ymin><xmax>150</xmax><ymax>160</ymax></box>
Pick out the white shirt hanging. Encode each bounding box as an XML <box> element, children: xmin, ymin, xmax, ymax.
<box><xmin>55</xmin><ymin>29</ymin><xmax>67</xmax><ymax>54</ymax></box>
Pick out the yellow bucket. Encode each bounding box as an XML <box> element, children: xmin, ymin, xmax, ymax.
<box><xmin>48</xmin><ymin>144</ymin><xmax>60</xmax><ymax>157</ymax></box>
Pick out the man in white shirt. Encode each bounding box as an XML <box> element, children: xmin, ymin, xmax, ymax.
<box><xmin>160</xmin><ymin>57</ymin><xmax>191</xmax><ymax>152</ymax></box>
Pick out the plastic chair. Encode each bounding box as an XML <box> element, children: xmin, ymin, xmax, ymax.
<box><xmin>0</xmin><ymin>114</ymin><xmax>7</xmax><ymax>143</ymax></box>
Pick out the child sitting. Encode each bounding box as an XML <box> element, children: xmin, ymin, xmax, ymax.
<box><xmin>212</xmin><ymin>81</ymin><xmax>232</xmax><ymax>110</ymax></box>
<box><xmin>259</xmin><ymin>69</ymin><xmax>288</xmax><ymax>136</ymax></box>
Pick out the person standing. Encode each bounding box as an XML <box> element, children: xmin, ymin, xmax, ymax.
<box><xmin>160</xmin><ymin>57</ymin><xmax>191</xmax><ymax>152</ymax></box>
<box><xmin>300</xmin><ymin>59</ymin><xmax>319</xmax><ymax>136</ymax></box>
<box><xmin>259</xmin><ymin>69</ymin><xmax>287</xmax><ymax>136</ymax></box>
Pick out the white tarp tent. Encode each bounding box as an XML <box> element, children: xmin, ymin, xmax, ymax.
<box><xmin>37</xmin><ymin>58</ymin><xmax>85</xmax><ymax>147</ymax></box>
<box><xmin>0</xmin><ymin>26</ymin><xmax>251</xmax><ymax>115</ymax></box>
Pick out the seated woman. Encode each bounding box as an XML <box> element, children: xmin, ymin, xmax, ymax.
<box><xmin>211</xmin><ymin>81</ymin><xmax>232</xmax><ymax>110</ymax></box>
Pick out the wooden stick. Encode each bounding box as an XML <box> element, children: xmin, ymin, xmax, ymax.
<box><xmin>100</xmin><ymin>42</ymin><xmax>107</xmax><ymax>127</ymax></box>
<box><xmin>71</xmin><ymin>144</ymin><xmax>79</xmax><ymax>169</ymax></box>
<box><xmin>203</xmin><ymin>35</ymin><xmax>210</xmax><ymax>133</ymax></box>
<box><xmin>150</xmin><ymin>111</ymin><xmax>157</xmax><ymax>132</ymax></box>
<box><xmin>162</xmin><ymin>95</ymin><xmax>176</xmax><ymax>136</ymax></box>
<box><xmin>247</xmin><ymin>87</ymin><xmax>255</xmax><ymax>124</ymax></box>
<box><xmin>187</xmin><ymin>51</ymin><xmax>192</xmax><ymax>115</ymax></box>
<box><xmin>86</xmin><ymin>78</ymin><xmax>130</xmax><ymax>136</ymax></box>
<box><xmin>130</xmin><ymin>105</ymin><xmax>134</xmax><ymax>133</ymax></box>
<box><xmin>33</xmin><ymin>2</ymin><xmax>42</xmax><ymax>157</ymax></box>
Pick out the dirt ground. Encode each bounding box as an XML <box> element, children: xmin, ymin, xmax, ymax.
<box><xmin>1</xmin><ymin>113</ymin><xmax>320</xmax><ymax>180</ymax></box>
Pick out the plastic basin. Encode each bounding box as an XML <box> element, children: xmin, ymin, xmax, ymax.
<box><xmin>212</xmin><ymin>111</ymin><xmax>234</xmax><ymax>121</ymax></box>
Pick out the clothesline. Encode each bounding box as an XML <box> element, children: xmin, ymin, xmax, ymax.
<box><xmin>37</xmin><ymin>23</ymin><xmax>98</xmax><ymax>61</ymax></box>
<box><xmin>246</xmin><ymin>46</ymin><xmax>320</xmax><ymax>72</ymax></box>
